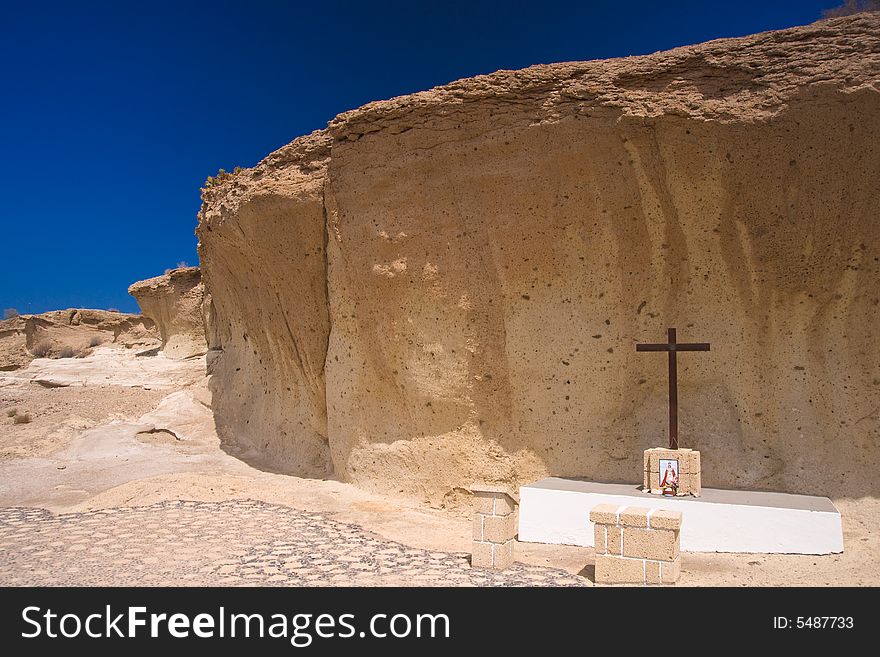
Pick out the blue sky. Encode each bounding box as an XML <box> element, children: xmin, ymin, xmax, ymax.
<box><xmin>0</xmin><ymin>0</ymin><xmax>837</xmax><ymax>314</ymax></box>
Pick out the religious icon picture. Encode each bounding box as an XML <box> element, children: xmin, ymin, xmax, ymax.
<box><xmin>659</xmin><ymin>458</ymin><xmax>679</xmax><ymax>496</ymax></box>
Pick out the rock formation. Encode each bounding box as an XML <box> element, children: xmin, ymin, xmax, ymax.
<box><xmin>197</xmin><ymin>15</ymin><xmax>880</xmax><ymax>502</ymax></box>
<box><xmin>0</xmin><ymin>309</ymin><xmax>158</xmax><ymax>370</ymax></box>
<box><xmin>128</xmin><ymin>268</ymin><xmax>208</xmax><ymax>359</ymax></box>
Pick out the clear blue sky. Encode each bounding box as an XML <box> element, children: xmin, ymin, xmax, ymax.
<box><xmin>0</xmin><ymin>0</ymin><xmax>837</xmax><ymax>314</ymax></box>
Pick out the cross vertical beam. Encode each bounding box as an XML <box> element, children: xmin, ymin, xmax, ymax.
<box><xmin>635</xmin><ymin>327</ymin><xmax>710</xmax><ymax>450</ymax></box>
<box><xmin>668</xmin><ymin>328</ymin><xmax>678</xmax><ymax>449</ymax></box>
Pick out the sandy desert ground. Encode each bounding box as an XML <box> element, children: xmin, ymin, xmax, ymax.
<box><xmin>0</xmin><ymin>347</ymin><xmax>877</xmax><ymax>586</ymax></box>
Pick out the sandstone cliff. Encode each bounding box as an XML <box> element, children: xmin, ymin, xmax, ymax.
<box><xmin>128</xmin><ymin>268</ymin><xmax>208</xmax><ymax>360</ymax></box>
<box><xmin>197</xmin><ymin>15</ymin><xmax>880</xmax><ymax>502</ymax></box>
<box><xmin>0</xmin><ymin>309</ymin><xmax>158</xmax><ymax>370</ymax></box>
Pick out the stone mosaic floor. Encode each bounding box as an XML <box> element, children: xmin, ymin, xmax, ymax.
<box><xmin>0</xmin><ymin>500</ymin><xmax>586</xmax><ymax>586</ymax></box>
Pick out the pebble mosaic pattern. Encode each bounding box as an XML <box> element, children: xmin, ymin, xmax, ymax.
<box><xmin>0</xmin><ymin>500</ymin><xmax>586</xmax><ymax>587</ymax></box>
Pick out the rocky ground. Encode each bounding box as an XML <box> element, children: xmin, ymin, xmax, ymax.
<box><xmin>0</xmin><ymin>348</ymin><xmax>877</xmax><ymax>586</ymax></box>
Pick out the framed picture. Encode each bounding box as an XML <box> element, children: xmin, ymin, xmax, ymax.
<box><xmin>659</xmin><ymin>458</ymin><xmax>679</xmax><ymax>493</ymax></box>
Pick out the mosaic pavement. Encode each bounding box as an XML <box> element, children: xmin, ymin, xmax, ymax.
<box><xmin>0</xmin><ymin>500</ymin><xmax>586</xmax><ymax>586</ymax></box>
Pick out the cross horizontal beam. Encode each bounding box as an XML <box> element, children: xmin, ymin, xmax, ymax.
<box><xmin>636</xmin><ymin>343</ymin><xmax>710</xmax><ymax>352</ymax></box>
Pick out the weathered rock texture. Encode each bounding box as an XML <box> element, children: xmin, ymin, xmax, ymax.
<box><xmin>0</xmin><ymin>310</ymin><xmax>158</xmax><ymax>370</ymax></box>
<box><xmin>197</xmin><ymin>15</ymin><xmax>880</xmax><ymax>502</ymax></box>
<box><xmin>128</xmin><ymin>268</ymin><xmax>208</xmax><ymax>359</ymax></box>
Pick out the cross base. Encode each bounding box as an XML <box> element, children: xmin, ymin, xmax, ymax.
<box><xmin>643</xmin><ymin>447</ymin><xmax>701</xmax><ymax>497</ymax></box>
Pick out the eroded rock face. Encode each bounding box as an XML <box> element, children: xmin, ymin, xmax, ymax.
<box><xmin>0</xmin><ymin>310</ymin><xmax>158</xmax><ymax>370</ymax></box>
<box><xmin>198</xmin><ymin>138</ymin><xmax>332</xmax><ymax>475</ymax></box>
<box><xmin>128</xmin><ymin>268</ymin><xmax>208</xmax><ymax>359</ymax></box>
<box><xmin>197</xmin><ymin>15</ymin><xmax>880</xmax><ymax>502</ymax></box>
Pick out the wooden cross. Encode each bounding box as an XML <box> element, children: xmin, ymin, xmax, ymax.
<box><xmin>635</xmin><ymin>327</ymin><xmax>710</xmax><ymax>450</ymax></box>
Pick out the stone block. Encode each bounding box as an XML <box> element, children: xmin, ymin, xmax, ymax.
<box><xmin>675</xmin><ymin>472</ymin><xmax>690</xmax><ymax>495</ymax></box>
<box><xmin>678</xmin><ymin>472</ymin><xmax>702</xmax><ymax>497</ymax></box>
<box><xmin>645</xmin><ymin>560</ymin><xmax>662</xmax><ymax>585</ymax></box>
<box><xmin>595</xmin><ymin>554</ymin><xmax>645</xmax><ymax>584</ymax></box>
<box><xmin>686</xmin><ymin>449</ymin><xmax>701</xmax><ymax>474</ymax></box>
<box><xmin>678</xmin><ymin>471</ymin><xmax>702</xmax><ymax>497</ymax></box>
<box><xmin>607</xmin><ymin>526</ymin><xmax>622</xmax><ymax>554</ymax></box>
<box><xmin>622</xmin><ymin>527</ymin><xmax>679</xmax><ymax>561</ymax></box>
<box><xmin>661</xmin><ymin>555</ymin><xmax>681</xmax><ymax>583</ymax></box>
<box><xmin>472</xmin><ymin>513</ymin><xmax>485</xmax><ymax>541</ymax></box>
<box><xmin>473</xmin><ymin>493</ymin><xmax>495</xmax><ymax>515</ymax></box>
<box><xmin>619</xmin><ymin>506</ymin><xmax>651</xmax><ymax>527</ymax></box>
<box><xmin>472</xmin><ymin>539</ymin><xmax>515</xmax><ymax>570</ymax></box>
<box><xmin>594</xmin><ymin>524</ymin><xmax>607</xmax><ymax>554</ymax></box>
<box><xmin>589</xmin><ymin>503</ymin><xmax>620</xmax><ymax>525</ymax></box>
<box><xmin>483</xmin><ymin>513</ymin><xmax>516</xmax><ymax>543</ymax></box>
<box><xmin>494</xmin><ymin>539</ymin><xmax>515</xmax><ymax>569</ymax></box>
<box><xmin>648</xmin><ymin>509</ymin><xmax>683</xmax><ymax>531</ymax></box>
<box><xmin>494</xmin><ymin>495</ymin><xmax>516</xmax><ymax>516</ymax></box>
<box><xmin>471</xmin><ymin>541</ymin><xmax>493</xmax><ymax>568</ymax></box>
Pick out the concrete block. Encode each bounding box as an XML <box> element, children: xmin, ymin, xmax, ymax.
<box><xmin>690</xmin><ymin>470</ymin><xmax>702</xmax><ymax>497</ymax></box>
<box><xmin>494</xmin><ymin>539</ymin><xmax>515</xmax><ymax>569</ymax></box>
<box><xmin>661</xmin><ymin>555</ymin><xmax>681</xmax><ymax>583</ymax></box>
<box><xmin>594</xmin><ymin>524</ymin><xmax>607</xmax><ymax>554</ymax></box>
<box><xmin>676</xmin><ymin>473</ymin><xmax>691</xmax><ymax>496</ymax></box>
<box><xmin>494</xmin><ymin>495</ymin><xmax>516</xmax><ymax>516</ymax></box>
<box><xmin>622</xmin><ymin>527</ymin><xmax>679</xmax><ymax>561</ymax></box>
<box><xmin>473</xmin><ymin>494</ymin><xmax>495</xmax><ymax>515</ymax></box>
<box><xmin>619</xmin><ymin>506</ymin><xmax>651</xmax><ymax>527</ymax></box>
<box><xmin>589</xmin><ymin>503</ymin><xmax>620</xmax><ymax>525</ymax></box>
<box><xmin>595</xmin><ymin>554</ymin><xmax>645</xmax><ymax>584</ymax></box>
<box><xmin>649</xmin><ymin>509</ymin><xmax>683</xmax><ymax>531</ymax></box>
<box><xmin>471</xmin><ymin>541</ymin><xmax>493</xmax><ymax>568</ymax></box>
<box><xmin>472</xmin><ymin>513</ymin><xmax>485</xmax><ymax>541</ymax></box>
<box><xmin>607</xmin><ymin>526</ymin><xmax>622</xmax><ymax>554</ymax></box>
<box><xmin>483</xmin><ymin>513</ymin><xmax>516</xmax><ymax>543</ymax></box>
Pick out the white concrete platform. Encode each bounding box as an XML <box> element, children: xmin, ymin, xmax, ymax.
<box><xmin>518</xmin><ymin>478</ymin><xmax>843</xmax><ymax>554</ymax></box>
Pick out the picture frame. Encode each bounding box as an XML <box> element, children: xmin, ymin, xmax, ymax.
<box><xmin>659</xmin><ymin>458</ymin><xmax>679</xmax><ymax>495</ymax></box>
